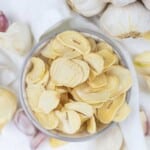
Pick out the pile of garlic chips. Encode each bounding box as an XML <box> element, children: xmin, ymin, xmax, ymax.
<box><xmin>25</xmin><ymin>30</ymin><xmax>132</xmax><ymax>135</ymax></box>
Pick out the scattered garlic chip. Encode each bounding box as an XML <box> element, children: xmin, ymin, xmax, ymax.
<box><xmin>84</xmin><ymin>53</ymin><xmax>104</xmax><ymax>74</ymax></box>
<box><xmin>97</xmin><ymin>41</ymin><xmax>113</xmax><ymax>52</ymax></box>
<box><xmin>72</xmin><ymin>83</ymin><xmax>111</xmax><ymax>104</ymax></box>
<box><xmin>38</xmin><ymin>90</ymin><xmax>60</xmax><ymax>114</ymax></box>
<box><xmin>88</xmin><ymin>73</ymin><xmax>107</xmax><ymax>89</ymax></box>
<box><xmin>50</xmin><ymin>58</ymin><xmax>89</xmax><ymax>87</ymax></box>
<box><xmin>107</xmin><ymin>65</ymin><xmax>132</xmax><ymax>95</ymax></box>
<box><xmin>0</xmin><ymin>88</ymin><xmax>17</xmax><ymax>129</ymax></box>
<box><xmin>26</xmin><ymin>84</ymin><xmax>44</xmax><ymax>112</ymax></box>
<box><xmin>65</xmin><ymin>102</ymin><xmax>94</xmax><ymax>117</ymax></box>
<box><xmin>97</xmin><ymin>94</ymin><xmax>126</xmax><ymax>124</ymax></box>
<box><xmin>55</xmin><ymin>110</ymin><xmax>81</xmax><ymax>134</ymax></box>
<box><xmin>72</xmin><ymin>59</ymin><xmax>90</xmax><ymax>83</ymax></box>
<box><xmin>134</xmin><ymin>52</ymin><xmax>150</xmax><ymax>67</ymax></box>
<box><xmin>98</xmin><ymin>49</ymin><xmax>117</xmax><ymax>70</ymax></box>
<box><xmin>113</xmin><ymin>102</ymin><xmax>130</xmax><ymax>122</ymax></box>
<box><xmin>26</xmin><ymin>57</ymin><xmax>46</xmax><ymax>84</ymax></box>
<box><xmin>35</xmin><ymin>112</ymin><xmax>59</xmax><ymax>130</ymax></box>
<box><xmin>87</xmin><ymin>116</ymin><xmax>96</xmax><ymax>134</ymax></box>
<box><xmin>57</xmin><ymin>31</ymin><xmax>91</xmax><ymax>54</ymax></box>
<box><xmin>41</xmin><ymin>39</ymin><xmax>73</xmax><ymax>59</ymax></box>
<box><xmin>49</xmin><ymin>138</ymin><xmax>67</xmax><ymax>148</ymax></box>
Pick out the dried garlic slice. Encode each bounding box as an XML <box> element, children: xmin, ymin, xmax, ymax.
<box><xmin>84</xmin><ymin>53</ymin><xmax>104</xmax><ymax>74</ymax></box>
<box><xmin>26</xmin><ymin>57</ymin><xmax>46</xmax><ymax>84</ymax></box>
<box><xmin>87</xmin><ymin>37</ymin><xmax>97</xmax><ymax>52</ymax></box>
<box><xmin>98</xmin><ymin>49</ymin><xmax>117</xmax><ymax>70</ymax></box>
<box><xmin>41</xmin><ymin>39</ymin><xmax>73</xmax><ymax>59</ymax></box>
<box><xmin>49</xmin><ymin>138</ymin><xmax>67</xmax><ymax>148</ymax></box>
<box><xmin>97</xmin><ymin>94</ymin><xmax>126</xmax><ymax>124</ymax></box>
<box><xmin>65</xmin><ymin>102</ymin><xmax>94</xmax><ymax>117</ymax></box>
<box><xmin>35</xmin><ymin>111</ymin><xmax>59</xmax><ymax>129</ymax></box>
<box><xmin>55</xmin><ymin>110</ymin><xmax>81</xmax><ymax>134</ymax></box>
<box><xmin>87</xmin><ymin>116</ymin><xmax>96</xmax><ymax>134</ymax></box>
<box><xmin>26</xmin><ymin>84</ymin><xmax>44</xmax><ymax>112</ymax></box>
<box><xmin>107</xmin><ymin>65</ymin><xmax>132</xmax><ymax>95</ymax></box>
<box><xmin>57</xmin><ymin>31</ymin><xmax>91</xmax><ymax>54</ymax></box>
<box><xmin>0</xmin><ymin>88</ymin><xmax>17</xmax><ymax>129</ymax></box>
<box><xmin>38</xmin><ymin>90</ymin><xmax>60</xmax><ymax>114</ymax></box>
<box><xmin>113</xmin><ymin>102</ymin><xmax>130</xmax><ymax>122</ymax></box>
<box><xmin>97</xmin><ymin>41</ymin><xmax>113</xmax><ymax>52</ymax></box>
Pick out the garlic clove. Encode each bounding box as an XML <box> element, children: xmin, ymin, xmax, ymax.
<box><xmin>67</xmin><ymin>0</ymin><xmax>106</xmax><ymax>17</ymax></box>
<box><xmin>30</xmin><ymin>132</ymin><xmax>47</xmax><ymax>150</ymax></box>
<box><xmin>0</xmin><ymin>11</ymin><xmax>9</xmax><ymax>32</ymax></box>
<box><xmin>14</xmin><ymin>109</ymin><xmax>37</xmax><ymax>136</ymax></box>
<box><xmin>142</xmin><ymin>0</ymin><xmax>150</xmax><ymax>10</ymax></box>
<box><xmin>99</xmin><ymin>2</ymin><xmax>150</xmax><ymax>39</ymax></box>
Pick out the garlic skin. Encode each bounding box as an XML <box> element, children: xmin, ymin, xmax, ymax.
<box><xmin>0</xmin><ymin>22</ymin><xmax>33</xmax><ymax>55</ymax></box>
<box><xmin>103</xmin><ymin>0</ymin><xmax>136</xmax><ymax>7</ymax></box>
<box><xmin>67</xmin><ymin>0</ymin><xmax>106</xmax><ymax>17</ymax></box>
<box><xmin>99</xmin><ymin>2</ymin><xmax>150</xmax><ymax>39</ymax></box>
<box><xmin>142</xmin><ymin>0</ymin><xmax>150</xmax><ymax>10</ymax></box>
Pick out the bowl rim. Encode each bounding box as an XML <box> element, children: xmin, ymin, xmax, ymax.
<box><xmin>19</xmin><ymin>26</ymin><xmax>136</xmax><ymax>142</ymax></box>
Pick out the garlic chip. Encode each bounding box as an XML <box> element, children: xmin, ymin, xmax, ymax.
<box><xmin>65</xmin><ymin>102</ymin><xmax>94</xmax><ymax>117</ymax></box>
<box><xmin>57</xmin><ymin>30</ymin><xmax>91</xmax><ymax>54</ymax></box>
<box><xmin>38</xmin><ymin>90</ymin><xmax>60</xmax><ymax>114</ymax></box>
<box><xmin>87</xmin><ymin>116</ymin><xmax>96</xmax><ymax>134</ymax></box>
<box><xmin>0</xmin><ymin>88</ymin><xmax>17</xmax><ymax>130</ymax></box>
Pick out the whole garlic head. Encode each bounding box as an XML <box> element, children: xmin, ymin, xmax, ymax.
<box><xmin>99</xmin><ymin>2</ymin><xmax>150</xmax><ymax>39</ymax></box>
<box><xmin>0</xmin><ymin>22</ymin><xmax>33</xmax><ymax>55</ymax></box>
<box><xmin>142</xmin><ymin>0</ymin><xmax>150</xmax><ymax>10</ymax></box>
<box><xmin>67</xmin><ymin>0</ymin><xmax>106</xmax><ymax>17</ymax></box>
<box><xmin>103</xmin><ymin>0</ymin><xmax>136</xmax><ymax>7</ymax></box>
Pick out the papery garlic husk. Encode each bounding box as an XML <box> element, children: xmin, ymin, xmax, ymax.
<box><xmin>103</xmin><ymin>0</ymin><xmax>136</xmax><ymax>7</ymax></box>
<box><xmin>99</xmin><ymin>2</ymin><xmax>150</xmax><ymax>39</ymax></box>
<box><xmin>67</xmin><ymin>0</ymin><xmax>106</xmax><ymax>17</ymax></box>
<box><xmin>0</xmin><ymin>22</ymin><xmax>33</xmax><ymax>55</ymax></box>
<box><xmin>142</xmin><ymin>0</ymin><xmax>150</xmax><ymax>10</ymax></box>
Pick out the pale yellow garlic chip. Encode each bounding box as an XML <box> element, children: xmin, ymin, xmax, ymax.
<box><xmin>87</xmin><ymin>116</ymin><xmax>96</xmax><ymax>134</ymax></box>
<box><xmin>135</xmin><ymin>65</ymin><xmax>150</xmax><ymax>75</ymax></box>
<box><xmin>50</xmin><ymin>58</ymin><xmax>86</xmax><ymax>87</ymax></box>
<box><xmin>107</xmin><ymin>65</ymin><xmax>132</xmax><ymax>95</ymax></box>
<box><xmin>134</xmin><ymin>52</ymin><xmax>150</xmax><ymax>66</ymax></box>
<box><xmin>113</xmin><ymin>102</ymin><xmax>130</xmax><ymax>122</ymax></box>
<box><xmin>38</xmin><ymin>90</ymin><xmax>60</xmax><ymax>114</ymax></box>
<box><xmin>46</xmin><ymin>80</ymin><xmax>56</xmax><ymax>90</ymax></box>
<box><xmin>26</xmin><ymin>84</ymin><xmax>44</xmax><ymax>112</ymax></box>
<box><xmin>88</xmin><ymin>73</ymin><xmax>107</xmax><ymax>89</ymax></box>
<box><xmin>26</xmin><ymin>57</ymin><xmax>46</xmax><ymax>84</ymax></box>
<box><xmin>35</xmin><ymin>111</ymin><xmax>59</xmax><ymax>130</ymax></box>
<box><xmin>98</xmin><ymin>49</ymin><xmax>117</xmax><ymax>70</ymax></box>
<box><xmin>97</xmin><ymin>41</ymin><xmax>113</xmax><ymax>52</ymax></box>
<box><xmin>84</xmin><ymin>53</ymin><xmax>104</xmax><ymax>74</ymax></box>
<box><xmin>72</xmin><ymin>83</ymin><xmax>111</xmax><ymax>104</ymax></box>
<box><xmin>0</xmin><ymin>88</ymin><xmax>17</xmax><ymax>128</ymax></box>
<box><xmin>72</xmin><ymin>59</ymin><xmax>90</xmax><ymax>83</ymax></box>
<box><xmin>65</xmin><ymin>102</ymin><xmax>94</xmax><ymax>117</ymax></box>
<box><xmin>97</xmin><ymin>94</ymin><xmax>126</xmax><ymax>124</ymax></box>
<box><xmin>62</xmin><ymin>50</ymin><xmax>81</xmax><ymax>59</ymax></box>
<box><xmin>41</xmin><ymin>39</ymin><xmax>73</xmax><ymax>59</ymax></box>
<box><xmin>57</xmin><ymin>31</ymin><xmax>91</xmax><ymax>54</ymax></box>
<box><xmin>55</xmin><ymin>110</ymin><xmax>81</xmax><ymax>134</ymax></box>
<box><xmin>49</xmin><ymin>138</ymin><xmax>67</xmax><ymax>148</ymax></box>
<box><xmin>87</xmin><ymin>37</ymin><xmax>97</xmax><ymax>52</ymax></box>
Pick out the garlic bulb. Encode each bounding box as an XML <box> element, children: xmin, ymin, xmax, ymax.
<box><xmin>0</xmin><ymin>22</ymin><xmax>33</xmax><ymax>55</ymax></box>
<box><xmin>103</xmin><ymin>0</ymin><xmax>136</xmax><ymax>7</ymax></box>
<box><xmin>67</xmin><ymin>0</ymin><xmax>106</xmax><ymax>17</ymax></box>
<box><xmin>142</xmin><ymin>0</ymin><xmax>150</xmax><ymax>10</ymax></box>
<box><xmin>99</xmin><ymin>2</ymin><xmax>150</xmax><ymax>39</ymax></box>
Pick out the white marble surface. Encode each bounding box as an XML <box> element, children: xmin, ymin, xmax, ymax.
<box><xmin>0</xmin><ymin>0</ymin><xmax>150</xmax><ymax>150</ymax></box>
